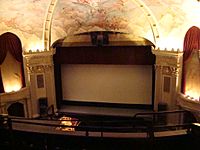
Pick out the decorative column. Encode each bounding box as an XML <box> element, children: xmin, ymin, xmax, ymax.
<box><xmin>23</xmin><ymin>50</ymin><xmax>57</xmax><ymax>118</ymax></box>
<box><xmin>152</xmin><ymin>48</ymin><xmax>183</xmax><ymax>111</ymax></box>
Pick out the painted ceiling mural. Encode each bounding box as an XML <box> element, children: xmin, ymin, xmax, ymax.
<box><xmin>52</xmin><ymin>0</ymin><xmax>160</xmax><ymax>44</ymax></box>
<box><xmin>0</xmin><ymin>0</ymin><xmax>199</xmax><ymax>51</ymax></box>
<box><xmin>0</xmin><ymin>0</ymin><xmax>48</xmax><ymax>50</ymax></box>
<box><xmin>52</xmin><ymin>0</ymin><xmax>134</xmax><ymax>37</ymax></box>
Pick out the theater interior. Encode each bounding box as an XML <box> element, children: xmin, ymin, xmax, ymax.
<box><xmin>0</xmin><ymin>0</ymin><xmax>200</xmax><ymax>150</ymax></box>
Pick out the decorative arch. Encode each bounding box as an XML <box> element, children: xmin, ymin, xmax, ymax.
<box><xmin>43</xmin><ymin>0</ymin><xmax>160</xmax><ymax>50</ymax></box>
<box><xmin>43</xmin><ymin>0</ymin><xmax>58</xmax><ymax>51</ymax></box>
<box><xmin>130</xmin><ymin>0</ymin><xmax>160</xmax><ymax>44</ymax></box>
<box><xmin>181</xmin><ymin>26</ymin><xmax>200</xmax><ymax>99</ymax></box>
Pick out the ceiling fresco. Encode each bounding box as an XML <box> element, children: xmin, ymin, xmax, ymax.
<box><xmin>0</xmin><ymin>0</ymin><xmax>199</xmax><ymax>50</ymax></box>
<box><xmin>52</xmin><ymin>0</ymin><xmax>158</xmax><ymax>43</ymax></box>
<box><xmin>0</xmin><ymin>0</ymin><xmax>48</xmax><ymax>50</ymax></box>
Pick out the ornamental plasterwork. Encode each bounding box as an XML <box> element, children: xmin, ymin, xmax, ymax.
<box><xmin>156</xmin><ymin>56</ymin><xmax>181</xmax><ymax>67</ymax></box>
<box><xmin>171</xmin><ymin>67</ymin><xmax>181</xmax><ymax>77</ymax></box>
<box><xmin>27</xmin><ymin>56</ymin><xmax>53</xmax><ymax>66</ymax></box>
<box><xmin>154</xmin><ymin>64</ymin><xmax>162</xmax><ymax>71</ymax></box>
<box><xmin>153</xmin><ymin>50</ymin><xmax>183</xmax><ymax>78</ymax></box>
<box><xmin>152</xmin><ymin>49</ymin><xmax>183</xmax><ymax>66</ymax></box>
<box><xmin>27</xmin><ymin>64</ymin><xmax>53</xmax><ymax>74</ymax></box>
<box><xmin>162</xmin><ymin>66</ymin><xmax>180</xmax><ymax>77</ymax></box>
<box><xmin>24</xmin><ymin>51</ymin><xmax>54</xmax><ymax>72</ymax></box>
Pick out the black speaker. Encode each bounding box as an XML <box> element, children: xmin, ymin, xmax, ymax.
<box><xmin>90</xmin><ymin>32</ymin><xmax>97</xmax><ymax>45</ymax></box>
<box><xmin>157</xmin><ymin>103</ymin><xmax>168</xmax><ymax>125</ymax></box>
<box><xmin>103</xmin><ymin>32</ymin><xmax>109</xmax><ymax>44</ymax></box>
<box><xmin>38</xmin><ymin>98</ymin><xmax>48</xmax><ymax>116</ymax></box>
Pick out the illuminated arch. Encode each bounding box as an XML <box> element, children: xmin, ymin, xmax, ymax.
<box><xmin>130</xmin><ymin>0</ymin><xmax>160</xmax><ymax>44</ymax></box>
<box><xmin>43</xmin><ymin>0</ymin><xmax>160</xmax><ymax>50</ymax></box>
<box><xmin>43</xmin><ymin>0</ymin><xmax>58</xmax><ymax>51</ymax></box>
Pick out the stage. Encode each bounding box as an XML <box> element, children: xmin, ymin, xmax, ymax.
<box><xmin>58</xmin><ymin>104</ymin><xmax>153</xmax><ymax>118</ymax></box>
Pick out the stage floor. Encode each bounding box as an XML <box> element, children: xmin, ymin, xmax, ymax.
<box><xmin>58</xmin><ymin>105</ymin><xmax>153</xmax><ymax>118</ymax></box>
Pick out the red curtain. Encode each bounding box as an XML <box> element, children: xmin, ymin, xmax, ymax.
<box><xmin>0</xmin><ymin>32</ymin><xmax>23</xmax><ymax>62</ymax></box>
<box><xmin>182</xmin><ymin>26</ymin><xmax>200</xmax><ymax>93</ymax></box>
<box><xmin>0</xmin><ymin>70</ymin><xmax>4</xmax><ymax>93</ymax></box>
<box><xmin>0</xmin><ymin>33</ymin><xmax>8</xmax><ymax>93</ymax></box>
<box><xmin>0</xmin><ymin>36</ymin><xmax>7</xmax><ymax>64</ymax></box>
<box><xmin>0</xmin><ymin>32</ymin><xmax>25</xmax><ymax>93</ymax></box>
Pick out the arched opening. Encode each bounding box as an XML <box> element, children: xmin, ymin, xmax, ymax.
<box><xmin>0</xmin><ymin>32</ymin><xmax>25</xmax><ymax>93</ymax></box>
<box><xmin>181</xmin><ymin>26</ymin><xmax>200</xmax><ymax>100</ymax></box>
<box><xmin>7</xmin><ymin>102</ymin><xmax>25</xmax><ymax>117</ymax></box>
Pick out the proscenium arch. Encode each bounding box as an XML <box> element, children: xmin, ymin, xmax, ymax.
<box><xmin>43</xmin><ymin>0</ymin><xmax>160</xmax><ymax>50</ymax></box>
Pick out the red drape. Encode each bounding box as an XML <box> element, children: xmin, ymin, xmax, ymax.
<box><xmin>0</xmin><ymin>32</ymin><xmax>25</xmax><ymax>93</ymax></box>
<box><xmin>182</xmin><ymin>26</ymin><xmax>200</xmax><ymax>93</ymax></box>
<box><xmin>0</xmin><ymin>69</ymin><xmax>4</xmax><ymax>93</ymax></box>
<box><xmin>0</xmin><ymin>32</ymin><xmax>23</xmax><ymax>62</ymax></box>
<box><xmin>0</xmin><ymin>33</ymin><xmax>7</xmax><ymax>93</ymax></box>
<box><xmin>0</xmin><ymin>36</ymin><xmax>7</xmax><ymax>64</ymax></box>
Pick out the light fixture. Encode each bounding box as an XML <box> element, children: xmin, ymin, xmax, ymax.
<box><xmin>56</xmin><ymin>116</ymin><xmax>79</xmax><ymax>132</ymax></box>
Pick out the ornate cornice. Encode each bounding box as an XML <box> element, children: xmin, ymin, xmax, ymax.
<box><xmin>152</xmin><ymin>48</ymin><xmax>183</xmax><ymax>58</ymax></box>
<box><xmin>27</xmin><ymin>64</ymin><xmax>53</xmax><ymax>74</ymax></box>
<box><xmin>162</xmin><ymin>66</ymin><xmax>180</xmax><ymax>76</ymax></box>
<box><xmin>24</xmin><ymin>49</ymin><xmax>55</xmax><ymax>74</ymax></box>
<box><xmin>23</xmin><ymin>49</ymin><xmax>55</xmax><ymax>59</ymax></box>
<box><xmin>152</xmin><ymin>49</ymin><xmax>183</xmax><ymax>77</ymax></box>
<box><xmin>155</xmin><ymin>64</ymin><xmax>180</xmax><ymax>77</ymax></box>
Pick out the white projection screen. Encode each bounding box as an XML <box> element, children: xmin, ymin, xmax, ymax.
<box><xmin>61</xmin><ymin>64</ymin><xmax>152</xmax><ymax>105</ymax></box>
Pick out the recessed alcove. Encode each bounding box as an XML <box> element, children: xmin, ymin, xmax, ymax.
<box><xmin>7</xmin><ymin>102</ymin><xmax>25</xmax><ymax>117</ymax></box>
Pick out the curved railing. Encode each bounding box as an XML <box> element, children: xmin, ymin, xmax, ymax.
<box><xmin>0</xmin><ymin>110</ymin><xmax>196</xmax><ymax>136</ymax></box>
<box><xmin>0</xmin><ymin>110</ymin><xmax>199</xmax><ymax>150</ymax></box>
